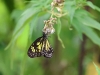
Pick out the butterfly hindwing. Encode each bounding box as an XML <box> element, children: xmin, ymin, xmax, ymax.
<box><xmin>43</xmin><ymin>39</ymin><xmax>53</xmax><ymax>58</ymax></box>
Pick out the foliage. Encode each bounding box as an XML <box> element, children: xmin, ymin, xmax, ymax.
<box><xmin>94</xmin><ymin>63</ymin><xmax>100</xmax><ymax>75</ymax></box>
<box><xmin>0</xmin><ymin>0</ymin><xmax>100</xmax><ymax>75</ymax></box>
<box><xmin>5</xmin><ymin>0</ymin><xmax>100</xmax><ymax>50</ymax></box>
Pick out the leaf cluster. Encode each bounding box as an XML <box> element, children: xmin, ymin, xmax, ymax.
<box><xmin>6</xmin><ymin>0</ymin><xmax>100</xmax><ymax>50</ymax></box>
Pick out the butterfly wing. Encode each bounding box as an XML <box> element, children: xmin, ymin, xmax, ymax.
<box><xmin>42</xmin><ymin>39</ymin><xmax>53</xmax><ymax>58</ymax></box>
<box><xmin>27</xmin><ymin>34</ymin><xmax>53</xmax><ymax>58</ymax></box>
<box><xmin>27</xmin><ymin>36</ymin><xmax>44</xmax><ymax>58</ymax></box>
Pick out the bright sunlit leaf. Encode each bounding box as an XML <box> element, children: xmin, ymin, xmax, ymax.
<box><xmin>93</xmin><ymin>62</ymin><xmax>100</xmax><ymax>75</ymax></box>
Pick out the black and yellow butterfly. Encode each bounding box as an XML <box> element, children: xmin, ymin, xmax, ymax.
<box><xmin>27</xmin><ymin>32</ymin><xmax>53</xmax><ymax>58</ymax></box>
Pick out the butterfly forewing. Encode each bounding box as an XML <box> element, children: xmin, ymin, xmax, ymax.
<box><xmin>27</xmin><ymin>37</ymin><xmax>44</xmax><ymax>58</ymax></box>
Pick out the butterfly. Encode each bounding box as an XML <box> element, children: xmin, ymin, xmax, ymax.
<box><xmin>27</xmin><ymin>33</ymin><xmax>53</xmax><ymax>58</ymax></box>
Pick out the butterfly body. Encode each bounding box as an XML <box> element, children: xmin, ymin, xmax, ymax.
<box><xmin>27</xmin><ymin>33</ymin><xmax>53</xmax><ymax>58</ymax></box>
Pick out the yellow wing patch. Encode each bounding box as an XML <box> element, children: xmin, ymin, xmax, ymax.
<box><xmin>31</xmin><ymin>46</ymin><xmax>35</xmax><ymax>52</ymax></box>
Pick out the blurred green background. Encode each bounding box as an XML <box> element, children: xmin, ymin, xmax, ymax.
<box><xmin>0</xmin><ymin>0</ymin><xmax>100</xmax><ymax>75</ymax></box>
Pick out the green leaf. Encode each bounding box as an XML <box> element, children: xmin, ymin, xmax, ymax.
<box><xmin>93</xmin><ymin>62</ymin><xmax>100</xmax><ymax>75</ymax></box>
<box><xmin>65</xmin><ymin>1</ymin><xmax>76</xmax><ymax>23</ymax></box>
<box><xmin>29</xmin><ymin>14</ymin><xmax>39</xmax><ymax>39</ymax></box>
<box><xmin>16</xmin><ymin>24</ymin><xmax>29</xmax><ymax>49</ymax></box>
<box><xmin>76</xmin><ymin>15</ymin><xmax>100</xmax><ymax>31</ymax></box>
<box><xmin>29</xmin><ymin>12</ymin><xmax>49</xmax><ymax>39</ymax></box>
<box><xmin>72</xmin><ymin>19</ymin><xmax>83</xmax><ymax>40</ymax></box>
<box><xmin>57</xmin><ymin>18</ymin><xmax>65</xmax><ymax>48</ymax></box>
<box><xmin>74</xmin><ymin>9</ymin><xmax>93</xmax><ymax>18</ymax></box>
<box><xmin>72</xmin><ymin>9</ymin><xmax>100</xmax><ymax>45</ymax></box>
<box><xmin>73</xmin><ymin>17</ymin><xmax>100</xmax><ymax>46</ymax></box>
<box><xmin>5</xmin><ymin>29</ymin><xmax>23</xmax><ymax>50</ymax></box>
<box><xmin>13</xmin><ymin>8</ymin><xmax>40</xmax><ymax>37</ymax></box>
<box><xmin>81</xmin><ymin>24</ymin><xmax>100</xmax><ymax>46</ymax></box>
<box><xmin>87</xmin><ymin>1</ymin><xmax>100</xmax><ymax>12</ymax></box>
<box><xmin>74</xmin><ymin>9</ymin><xmax>100</xmax><ymax>31</ymax></box>
<box><xmin>11</xmin><ymin>9</ymin><xmax>23</xmax><ymax>22</ymax></box>
<box><xmin>5</xmin><ymin>7</ymin><xmax>41</xmax><ymax>50</ymax></box>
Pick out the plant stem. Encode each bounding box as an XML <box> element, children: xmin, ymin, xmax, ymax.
<box><xmin>78</xmin><ymin>34</ymin><xmax>87</xmax><ymax>75</ymax></box>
